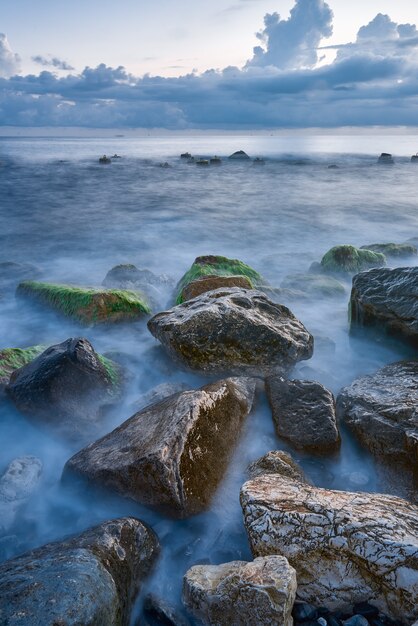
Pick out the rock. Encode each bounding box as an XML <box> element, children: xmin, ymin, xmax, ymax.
<box><xmin>7</xmin><ymin>338</ymin><xmax>122</xmax><ymax>441</ymax></box>
<box><xmin>349</xmin><ymin>267</ymin><xmax>418</xmax><ymax>348</ymax></box>
<box><xmin>0</xmin><ymin>456</ymin><xmax>42</xmax><ymax>534</ymax></box>
<box><xmin>0</xmin><ymin>261</ymin><xmax>41</xmax><ymax>291</ymax></box>
<box><xmin>64</xmin><ymin>377</ymin><xmax>255</xmax><ymax>518</ymax></box>
<box><xmin>343</xmin><ymin>617</ymin><xmax>369</xmax><ymax>626</ymax></box>
<box><xmin>240</xmin><ymin>474</ymin><xmax>418</xmax><ymax>622</ymax></box>
<box><xmin>281</xmin><ymin>273</ymin><xmax>346</xmax><ymax>298</ymax></box>
<box><xmin>131</xmin><ymin>381</ymin><xmax>190</xmax><ymax>412</ymax></box>
<box><xmin>16</xmin><ymin>280</ymin><xmax>151</xmax><ymax>325</ymax></box>
<box><xmin>182</xmin><ymin>555</ymin><xmax>297</xmax><ymax>626</ymax></box>
<box><xmin>180</xmin><ymin>274</ymin><xmax>253</xmax><ymax>303</ymax></box>
<box><xmin>336</xmin><ymin>361</ymin><xmax>417</xmax><ymax>467</ymax></box>
<box><xmin>378</xmin><ymin>153</ymin><xmax>394</xmax><ymax>164</ymax></box>
<box><xmin>148</xmin><ymin>288</ymin><xmax>313</xmax><ymax>376</ymax></box>
<box><xmin>143</xmin><ymin>594</ymin><xmax>192</xmax><ymax>626</ymax></box>
<box><xmin>266</xmin><ymin>378</ymin><xmax>340</xmax><ymax>454</ymax></box>
<box><xmin>247</xmin><ymin>450</ymin><xmax>308</xmax><ymax>483</ymax></box>
<box><xmin>102</xmin><ymin>264</ymin><xmax>173</xmax><ymax>308</ymax></box>
<box><xmin>174</xmin><ymin>255</ymin><xmax>265</xmax><ymax>304</ymax></box>
<box><xmin>0</xmin><ymin>344</ymin><xmax>47</xmax><ymax>390</ymax></box>
<box><xmin>360</xmin><ymin>243</ymin><xmax>417</xmax><ymax>259</ymax></box>
<box><xmin>0</xmin><ymin>517</ymin><xmax>159</xmax><ymax>626</ymax></box>
<box><xmin>320</xmin><ymin>245</ymin><xmax>386</xmax><ymax>275</ymax></box>
<box><xmin>353</xmin><ymin>602</ymin><xmax>379</xmax><ymax>618</ymax></box>
<box><xmin>228</xmin><ymin>150</ymin><xmax>250</xmax><ymax>160</ymax></box>
<box><xmin>292</xmin><ymin>602</ymin><xmax>318</xmax><ymax>621</ymax></box>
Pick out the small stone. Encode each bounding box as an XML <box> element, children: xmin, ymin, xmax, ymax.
<box><xmin>343</xmin><ymin>617</ymin><xmax>369</xmax><ymax>626</ymax></box>
<box><xmin>293</xmin><ymin>602</ymin><xmax>319</xmax><ymax>621</ymax></box>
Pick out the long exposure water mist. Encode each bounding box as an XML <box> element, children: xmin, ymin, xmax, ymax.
<box><xmin>0</xmin><ymin>133</ymin><xmax>417</xmax><ymax>622</ymax></box>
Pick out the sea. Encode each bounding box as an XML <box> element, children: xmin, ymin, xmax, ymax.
<box><xmin>0</xmin><ymin>132</ymin><xmax>417</xmax><ymax>620</ymax></box>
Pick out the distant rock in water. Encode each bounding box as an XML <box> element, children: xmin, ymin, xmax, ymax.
<box><xmin>281</xmin><ymin>273</ymin><xmax>346</xmax><ymax>298</ymax></box>
<box><xmin>64</xmin><ymin>378</ymin><xmax>255</xmax><ymax>518</ymax></box>
<box><xmin>349</xmin><ymin>266</ymin><xmax>418</xmax><ymax>348</ymax></box>
<box><xmin>16</xmin><ymin>280</ymin><xmax>151</xmax><ymax>325</ymax></box>
<box><xmin>148</xmin><ymin>288</ymin><xmax>313</xmax><ymax>376</ymax></box>
<box><xmin>102</xmin><ymin>263</ymin><xmax>173</xmax><ymax>308</ymax></box>
<box><xmin>360</xmin><ymin>242</ymin><xmax>417</xmax><ymax>259</ymax></box>
<box><xmin>7</xmin><ymin>338</ymin><xmax>122</xmax><ymax>441</ymax></box>
<box><xmin>377</xmin><ymin>152</ymin><xmax>394</xmax><ymax>164</ymax></box>
<box><xmin>320</xmin><ymin>245</ymin><xmax>386</xmax><ymax>275</ymax></box>
<box><xmin>228</xmin><ymin>150</ymin><xmax>250</xmax><ymax>160</ymax></box>
<box><xmin>174</xmin><ymin>255</ymin><xmax>265</xmax><ymax>304</ymax></box>
<box><xmin>0</xmin><ymin>344</ymin><xmax>47</xmax><ymax>391</ymax></box>
<box><xmin>183</xmin><ymin>556</ymin><xmax>297</xmax><ymax>626</ymax></box>
<box><xmin>0</xmin><ymin>261</ymin><xmax>41</xmax><ymax>291</ymax></box>
<box><xmin>0</xmin><ymin>456</ymin><xmax>42</xmax><ymax>534</ymax></box>
<box><xmin>0</xmin><ymin>517</ymin><xmax>159</xmax><ymax>626</ymax></box>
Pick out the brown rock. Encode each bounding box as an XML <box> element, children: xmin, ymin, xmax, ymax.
<box><xmin>181</xmin><ymin>275</ymin><xmax>253</xmax><ymax>302</ymax></box>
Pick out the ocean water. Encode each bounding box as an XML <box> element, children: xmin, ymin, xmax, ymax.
<box><xmin>0</xmin><ymin>133</ymin><xmax>417</xmax><ymax>620</ymax></box>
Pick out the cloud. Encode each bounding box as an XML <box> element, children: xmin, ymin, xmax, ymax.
<box><xmin>247</xmin><ymin>0</ymin><xmax>333</xmax><ymax>70</ymax></box>
<box><xmin>32</xmin><ymin>55</ymin><xmax>74</xmax><ymax>71</ymax></box>
<box><xmin>0</xmin><ymin>33</ymin><xmax>20</xmax><ymax>77</ymax></box>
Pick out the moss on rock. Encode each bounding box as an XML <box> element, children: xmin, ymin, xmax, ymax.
<box><xmin>175</xmin><ymin>255</ymin><xmax>263</xmax><ymax>304</ymax></box>
<box><xmin>16</xmin><ymin>281</ymin><xmax>151</xmax><ymax>325</ymax></box>
<box><xmin>320</xmin><ymin>245</ymin><xmax>386</xmax><ymax>274</ymax></box>
<box><xmin>360</xmin><ymin>243</ymin><xmax>417</xmax><ymax>259</ymax></box>
<box><xmin>281</xmin><ymin>273</ymin><xmax>345</xmax><ymax>297</ymax></box>
<box><xmin>0</xmin><ymin>345</ymin><xmax>46</xmax><ymax>386</ymax></box>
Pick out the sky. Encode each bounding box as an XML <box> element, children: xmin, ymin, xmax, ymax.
<box><xmin>1</xmin><ymin>0</ymin><xmax>418</xmax><ymax>129</ymax></box>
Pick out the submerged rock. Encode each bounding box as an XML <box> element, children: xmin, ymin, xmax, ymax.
<box><xmin>148</xmin><ymin>288</ymin><xmax>313</xmax><ymax>376</ymax></box>
<box><xmin>0</xmin><ymin>344</ymin><xmax>47</xmax><ymax>390</ymax></box>
<box><xmin>247</xmin><ymin>450</ymin><xmax>308</xmax><ymax>483</ymax></box>
<box><xmin>349</xmin><ymin>266</ymin><xmax>418</xmax><ymax>348</ymax></box>
<box><xmin>320</xmin><ymin>245</ymin><xmax>386</xmax><ymax>275</ymax></box>
<box><xmin>64</xmin><ymin>377</ymin><xmax>255</xmax><ymax>518</ymax></box>
<box><xmin>16</xmin><ymin>280</ymin><xmax>151</xmax><ymax>325</ymax></box>
<box><xmin>182</xmin><ymin>556</ymin><xmax>297</xmax><ymax>626</ymax></box>
<box><xmin>377</xmin><ymin>152</ymin><xmax>394</xmax><ymax>164</ymax></box>
<box><xmin>240</xmin><ymin>474</ymin><xmax>418</xmax><ymax>622</ymax></box>
<box><xmin>174</xmin><ymin>255</ymin><xmax>264</xmax><ymax>304</ymax></box>
<box><xmin>103</xmin><ymin>263</ymin><xmax>173</xmax><ymax>307</ymax></box>
<box><xmin>7</xmin><ymin>338</ymin><xmax>122</xmax><ymax>441</ymax></box>
<box><xmin>360</xmin><ymin>242</ymin><xmax>417</xmax><ymax>259</ymax></box>
<box><xmin>266</xmin><ymin>378</ymin><xmax>340</xmax><ymax>454</ymax></box>
<box><xmin>0</xmin><ymin>517</ymin><xmax>159</xmax><ymax>626</ymax></box>
<box><xmin>180</xmin><ymin>274</ymin><xmax>253</xmax><ymax>302</ymax></box>
<box><xmin>281</xmin><ymin>273</ymin><xmax>346</xmax><ymax>298</ymax></box>
<box><xmin>0</xmin><ymin>456</ymin><xmax>42</xmax><ymax>534</ymax></box>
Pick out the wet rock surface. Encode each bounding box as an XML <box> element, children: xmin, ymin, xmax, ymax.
<box><xmin>266</xmin><ymin>378</ymin><xmax>340</xmax><ymax>453</ymax></box>
<box><xmin>247</xmin><ymin>450</ymin><xmax>308</xmax><ymax>483</ymax></box>
<box><xmin>320</xmin><ymin>245</ymin><xmax>386</xmax><ymax>275</ymax></box>
<box><xmin>182</xmin><ymin>555</ymin><xmax>297</xmax><ymax>626</ymax></box>
<box><xmin>349</xmin><ymin>266</ymin><xmax>418</xmax><ymax>348</ymax></box>
<box><xmin>0</xmin><ymin>344</ymin><xmax>47</xmax><ymax>391</ymax></box>
<box><xmin>240</xmin><ymin>474</ymin><xmax>418</xmax><ymax>623</ymax></box>
<box><xmin>148</xmin><ymin>288</ymin><xmax>313</xmax><ymax>376</ymax></box>
<box><xmin>0</xmin><ymin>517</ymin><xmax>159</xmax><ymax>626</ymax></box>
<box><xmin>64</xmin><ymin>377</ymin><xmax>255</xmax><ymax>518</ymax></box>
<box><xmin>0</xmin><ymin>456</ymin><xmax>42</xmax><ymax>534</ymax></box>
<box><xmin>130</xmin><ymin>381</ymin><xmax>190</xmax><ymax>412</ymax></box>
<box><xmin>142</xmin><ymin>593</ymin><xmax>192</xmax><ymax>626</ymax></box>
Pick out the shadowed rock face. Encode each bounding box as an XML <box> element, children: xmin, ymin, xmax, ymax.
<box><xmin>0</xmin><ymin>517</ymin><xmax>159</xmax><ymax>626</ymax></box>
<box><xmin>148</xmin><ymin>288</ymin><xmax>313</xmax><ymax>376</ymax></box>
<box><xmin>240</xmin><ymin>474</ymin><xmax>418</xmax><ymax>623</ymax></box>
<box><xmin>349</xmin><ymin>266</ymin><xmax>418</xmax><ymax>348</ymax></box>
<box><xmin>182</xmin><ymin>556</ymin><xmax>297</xmax><ymax>626</ymax></box>
<box><xmin>266</xmin><ymin>378</ymin><xmax>340</xmax><ymax>454</ymax></box>
<box><xmin>64</xmin><ymin>377</ymin><xmax>255</xmax><ymax>518</ymax></box>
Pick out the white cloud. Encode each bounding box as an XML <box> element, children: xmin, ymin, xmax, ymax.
<box><xmin>32</xmin><ymin>55</ymin><xmax>74</xmax><ymax>71</ymax></box>
<box><xmin>0</xmin><ymin>33</ymin><xmax>20</xmax><ymax>77</ymax></box>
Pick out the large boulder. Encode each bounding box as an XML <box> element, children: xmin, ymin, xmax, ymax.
<box><xmin>16</xmin><ymin>280</ymin><xmax>151</xmax><ymax>325</ymax></box>
<box><xmin>0</xmin><ymin>344</ymin><xmax>46</xmax><ymax>391</ymax></box>
<box><xmin>182</xmin><ymin>556</ymin><xmax>297</xmax><ymax>626</ymax></box>
<box><xmin>7</xmin><ymin>338</ymin><xmax>122</xmax><ymax>441</ymax></box>
<box><xmin>336</xmin><ymin>361</ymin><xmax>418</xmax><ymax>467</ymax></box>
<box><xmin>360</xmin><ymin>243</ymin><xmax>417</xmax><ymax>259</ymax></box>
<box><xmin>320</xmin><ymin>245</ymin><xmax>386</xmax><ymax>275</ymax></box>
<box><xmin>240</xmin><ymin>474</ymin><xmax>418</xmax><ymax>623</ymax></box>
<box><xmin>0</xmin><ymin>517</ymin><xmax>159</xmax><ymax>626</ymax></box>
<box><xmin>148</xmin><ymin>288</ymin><xmax>313</xmax><ymax>376</ymax></box>
<box><xmin>0</xmin><ymin>456</ymin><xmax>42</xmax><ymax>535</ymax></box>
<box><xmin>349</xmin><ymin>266</ymin><xmax>418</xmax><ymax>348</ymax></box>
<box><xmin>64</xmin><ymin>377</ymin><xmax>255</xmax><ymax>518</ymax></box>
<box><xmin>266</xmin><ymin>378</ymin><xmax>340</xmax><ymax>454</ymax></box>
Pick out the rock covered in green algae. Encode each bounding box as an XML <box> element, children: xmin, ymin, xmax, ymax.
<box><xmin>281</xmin><ymin>273</ymin><xmax>346</xmax><ymax>297</ymax></box>
<box><xmin>0</xmin><ymin>345</ymin><xmax>46</xmax><ymax>389</ymax></box>
<box><xmin>360</xmin><ymin>242</ymin><xmax>417</xmax><ymax>259</ymax></box>
<box><xmin>16</xmin><ymin>280</ymin><xmax>151</xmax><ymax>325</ymax></box>
<box><xmin>0</xmin><ymin>517</ymin><xmax>159</xmax><ymax>626</ymax></box>
<box><xmin>320</xmin><ymin>245</ymin><xmax>386</xmax><ymax>274</ymax></box>
<box><xmin>175</xmin><ymin>255</ymin><xmax>264</xmax><ymax>304</ymax></box>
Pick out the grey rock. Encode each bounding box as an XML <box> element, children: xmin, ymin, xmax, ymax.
<box><xmin>349</xmin><ymin>266</ymin><xmax>418</xmax><ymax>348</ymax></box>
<box><xmin>143</xmin><ymin>594</ymin><xmax>192</xmax><ymax>626</ymax></box>
<box><xmin>247</xmin><ymin>450</ymin><xmax>308</xmax><ymax>483</ymax></box>
<box><xmin>103</xmin><ymin>263</ymin><xmax>173</xmax><ymax>308</ymax></box>
<box><xmin>0</xmin><ymin>456</ymin><xmax>42</xmax><ymax>534</ymax></box>
<box><xmin>182</xmin><ymin>555</ymin><xmax>297</xmax><ymax>626</ymax></box>
<box><xmin>360</xmin><ymin>243</ymin><xmax>417</xmax><ymax>259</ymax></box>
<box><xmin>0</xmin><ymin>517</ymin><xmax>159</xmax><ymax>626</ymax></box>
<box><xmin>266</xmin><ymin>378</ymin><xmax>340</xmax><ymax>453</ymax></box>
<box><xmin>64</xmin><ymin>377</ymin><xmax>255</xmax><ymax>518</ymax></box>
<box><xmin>228</xmin><ymin>150</ymin><xmax>250</xmax><ymax>160</ymax></box>
<box><xmin>342</xmin><ymin>617</ymin><xmax>369</xmax><ymax>626</ymax></box>
<box><xmin>240</xmin><ymin>474</ymin><xmax>418</xmax><ymax>622</ymax></box>
<box><xmin>148</xmin><ymin>288</ymin><xmax>313</xmax><ymax>376</ymax></box>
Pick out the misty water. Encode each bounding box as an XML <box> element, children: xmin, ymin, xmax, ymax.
<box><xmin>0</xmin><ymin>133</ymin><xmax>417</xmax><ymax>621</ymax></box>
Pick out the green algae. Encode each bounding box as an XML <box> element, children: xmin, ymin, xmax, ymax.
<box><xmin>17</xmin><ymin>281</ymin><xmax>151</xmax><ymax>325</ymax></box>
<box><xmin>360</xmin><ymin>243</ymin><xmax>417</xmax><ymax>258</ymax></box>
<box><xmin>0</xmin><ymin>345</ymin><xmax>46</xmax><ymax>381</ymax></box>
<box><xmin>175</xmin><ymin>255</ymin><xmax>263</xmax><ymax>304</ymax></box>
<box><xmin>97</xmin><ymin>354</ymin><xmax>122</xmax><ymax>390</ymax></box>
<box><xmin>320</xmin><ymin>245</ymin><xmax>386</xmax><ymax>274</ymax></box>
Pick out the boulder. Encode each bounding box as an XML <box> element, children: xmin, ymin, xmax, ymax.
<box><xmin>0</xmin><ymin>344</ymin><xmax>46</xmax><ymax>390</ymax></box>
<box><xmin>182</xmin><ymin>556</ymin><xmax>297</xmax><ymax>626</ymax></box>
<box><xmin>281</xmin><ymin>273</ymin><xmax>346</xmax><ymax>298</ymax></box>
<box><xmin>266</xmin><ymin>378</ymin><xmax>340</xmax><ymax>454</ymax></box>
<box><xmin>7</xmin><ymin>338</ymin><xmax>122</xmax><ymax>441</ymax></box>
<box><xmin>0</xmin><ymin>456</ymin><xmax>42</xmax><ymax>534</ymax></box>
<box><xmin>16</xmin><ymin>280</ymin><xmax>151</xmax><ymax>325</ymax></box>
<box><xmin>0</xmin><ymin>517</ymin><xmax>159</xmax><ymax>626</ymax></box>
<box><xmin>247</xmin><ymin>450</ymin><xmax>308</xmax><ymax>483</ymax></box>
<box><xmin>180</xmin><ymin>274</ymin><xmax>253</xmax><ymax>302</ymax></box>
<box><xmin>349</xmin><ymin>267</ymin><xmax>418</xmax><ymax>348</ymax></box>
<box><xmin>320</xmin><ymin>245</ymin><xmax>386</xmax><ymax>275</ymax></box>
<box><xmin>240</xmin><ymin>474</ymin><xmax>418</xmax><ymax>623</ymax></box>
<box><xmin>148</xmin><ymin>288</ymin><xmax>313</xmax><ymax>376</ymax></box>
<box><xmin>336</xmin><ymin>361</ymin><xmax>418</xmax><ymax>467</ymax></box>
<box><xmin>143</xmin><ymin>594</ymin><xmax>192</xmax><ymax>626</ymax></box>
<box><xmin>360</xmin><ymin>243</ymin><xmax>417</xmax><ymax>259</ymax></box>
<box><xmin>175</xmin><ymin>255</ymin><xmax>264</xmax><ymax>304</ymax></box>
<box><xmin>228</xmin><ymin>150</ymin><xmax>250</xmax><ymax>160</ymax></box>
<box><xmin>64</xmin><ymin>377</ymin><xmax>255</xmax><ymax>518</ymax></box>
<box><xmin>102</xmin><ymin>264</ymin><xmax>173</xmax><ymax>308</ymax></box>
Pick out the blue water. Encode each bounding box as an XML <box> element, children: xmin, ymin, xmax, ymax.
<box><xmin>0</xmin><ymin>134</ymin><xmax>417</xmax><ymax>620</ymax></box>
